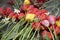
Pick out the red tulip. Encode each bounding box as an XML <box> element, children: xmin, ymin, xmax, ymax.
<box><xmin>32</xmin><ymin>22</ymin><xmax>41</xmax><ymax>30</ymax></box>
<box><xmin>8</xmin><ymin>12</ymin><xmax>15</xmax><ymax>18</ymax></box>
<box><xmin>42</xmin><ymin>30</ymin><xmax>53</xmax><ymax>40</ymax></box>
<box><xmin>0</xmin><ymin>7</ymin><xmax>6</xmax><ymax>16</ymax></box>
<box><xmin>22</xmin><ymin>4</ymin><xmax>29</xmax><ymax>10</ymax></box>
<box><xmin>38</xmin><ymin>13</ymin><xmax>47</xmax><ymax>20</ymax></box>
<box><xmin>27</xmin><ymin>5</ymin><xmax>34</xmax><ymax>11</ymax></box>
<box><xmin>12</xmin><ymin>13</ymin><xmax>19</xmax><ymax>20</ymax></box>
<box><xmin>18</xmin><ymin>13</ymin><xmax>25</xmax><ymax>19</ymax></box>
<box><xmin>55</xmin><ymin>26</ymin><xmax>60</xmax><ymax>34</ymax></box>
<box><xmin>5</xmin><ymin>7</ymin><xmax>12</xmax><ymax>15</ymax></box>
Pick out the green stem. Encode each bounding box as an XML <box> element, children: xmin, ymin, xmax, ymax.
<box><xmin>21</xmin><ymin>23</ymin><xmax>32</xmax><ymax>40</ymax></box>
<box><xmin>26</xmin><ymin>28</ymin><xmax>33</xmax><ymax>39</ymax></box>
<box><xmin>53</xmin><ymin>25</ymin><xmax>58</xmax><ymax>40</ymax></box>
<box><xmin>48</xmin><ymin>27</ymin><xmax>55</xmax><ymax>40</ymax></box>
<box><xmin>37</xmin><ymin>31</ymin><xmax>40</xmax><ymax>40</ymax></box>
<box><xmin>0</xmin><ymin>21</ymin><xmax>10</xmax><ymax>29</ymax></box>
<box><xmin>4</xmin><ymin>18</ymin><xmax>24</xmax><ymax>39</ymax></box>
<box><xmin>13</xmin><ymin>22</ymin><xmax>29</xmax><ymax>40</ymax></box>
<box><xmin>30</xmin><ymin>30</ymin><xmax>37</xmax><ymax>40</ymax></box>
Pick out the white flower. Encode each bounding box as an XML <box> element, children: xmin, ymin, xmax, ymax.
<box><xmin>45</xmin><ymin>12</ymin><xmax>50</xmax><ymax>15</ymax></box>
<box><xmin>14</xmin><ymin>9</ymin><xmax>20</xmax><ymax>14</ymax></box>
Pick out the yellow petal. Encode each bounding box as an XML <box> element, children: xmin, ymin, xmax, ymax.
<box><xmin>25</xmin><ymin>13</ymin><xmax>35</xmax><ymax>22</ymax></box>
<box><xmin>24</xmin><ymin>0</ymin><xmax>31</xmax><ymax>5</ymax></box>
<box><xmin>56</xmin><ymin>21</ymin><xmax>60</xmax><ymax>27</ymax></box>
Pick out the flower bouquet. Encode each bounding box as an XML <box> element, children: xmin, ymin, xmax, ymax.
<box><xmin>0</xmin><ymin>0</ymin><xmax>60</xmax><ymax>40</ymax></box>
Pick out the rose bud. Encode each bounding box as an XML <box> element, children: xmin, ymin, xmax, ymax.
<box><xmin>48</xmin><ymin>15</ymin><xmax>56</xmax><ymax>25</ymax></box>
<box><xmin>18</xmin><ymin>13</ymin><xmax>25</xmax><ymax>19</ymax></box>
<box><xmin>41</xmin><ymin>20</ymin><xmax>50</xmax><ymax>27</ymax></box>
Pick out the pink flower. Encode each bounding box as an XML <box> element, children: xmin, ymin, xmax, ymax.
<box><xmin>41</xmin><ymin>20</ymin><xmax>50</xmax><ymax>27</ymax></box>
<box><xmin>48</xmin><ymin>15</ymin><xmax>56</xmax><ymax>25</ymax></box>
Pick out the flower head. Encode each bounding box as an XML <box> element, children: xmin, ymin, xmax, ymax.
<box><xmin>24</xmin><ymin>0</ymin><xmax>31</xmax><ymax>5</ymax></box>
<box><xmin>25</xmin><ymin>13</ymin><xmax>35</xmax><ymax>22</ymax></box>
<box><xmin>56</xmin><ymin>20</ymin><xmax>60</xmax><ymax>28</ymax></box>
<box><xmin>18</xmin><ymin>13</ymin><xmax>25</xmax><ymax>19</ymax></box>
<box><xmin>14</xmin><ymin>9</ymin><xmax>20</xmax><ymax>13</ymax></box>
<box><xmin>32</xmin><ymin>22</ymin><xmax>41</xmax><ymax>30</ymax></box>
<box><xmin>48</xmin><ymin>15</ymin><xmax>56</xmax><ymax>25</ymax></box>
<box><xmin>41</xmin><ymin>20</ymin><xmax>50</xmax><ymax>27</ymax></box>
<box><xmin>42</xmin><ymin>30</ymin><xmax>53</xmax><ymax>40</ymax></box>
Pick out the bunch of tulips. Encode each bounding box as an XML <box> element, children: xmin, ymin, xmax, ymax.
<box><xmin>0</xmin><ymin>0</ymin><xmax>60</xmax><ymax>40</ymax></box>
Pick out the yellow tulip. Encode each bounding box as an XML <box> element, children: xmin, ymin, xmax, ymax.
<box><xmin>24</xmin><ymin>0</ymin><xmax>31</xmax><ymax>5</ymax></box>
<box><xmin>25</xmin><ymin>13</ymin><xmax>35</xmax><ymax>22</ymax></box>
<box><xmin>56</xmin><ymin>20</ymin><xmax>60</xmax><ymax>27</ymax></box>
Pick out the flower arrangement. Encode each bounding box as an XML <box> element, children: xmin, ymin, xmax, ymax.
<box><xmin>0</xmin><ymin>0</ymin><xmax>60</xmax><ymax>40</ymax></box>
